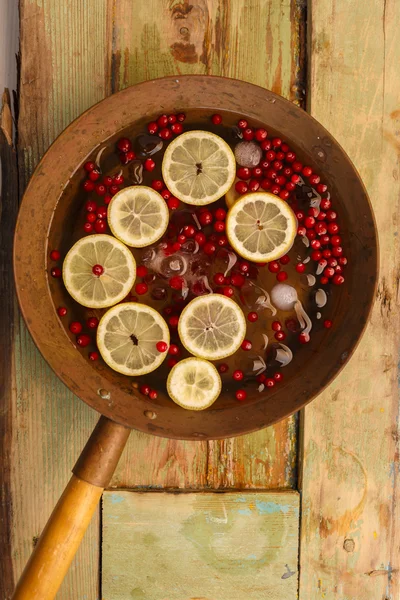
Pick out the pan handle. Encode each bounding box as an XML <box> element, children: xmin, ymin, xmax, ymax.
<box><xmin>12</xmin><ymin>416</ymin><xmax>130</xmax><ymax>600</ymax></box>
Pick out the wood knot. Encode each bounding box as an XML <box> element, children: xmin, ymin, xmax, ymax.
<box><xmin>343</xmin><ymin>538</ymin><xmax>355</xmax><ymax>552</ymax></box>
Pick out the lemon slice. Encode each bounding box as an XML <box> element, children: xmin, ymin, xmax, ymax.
<box><xmin>97</xmin><ymin>303</ymin><xmax>169</xmax><ymax>376</ymax></box>
<box><xmin>167</xmin><ymin>357</ymin><xmax>221</xmax><ymax>410</ymax></box>
<box><xmin>62</xmin><ymin>234</ymin><xmax>136</xmax><ymax>308</ymax></box>
<box><xmin>178</xmin><ymin>294</ymin><xmax>246</xmax><ymax>360</ymax></box>
<box><xmin>108</xmin><ymin>186</ymin><xmax>169</xmax><ymax>247</ymax></box>
<box><xmin>226</xmin><ymin>192</ymin><xmax>297</xmax><ymax>263</ymax></box>
<box><xmin>162</xmin><ymin>130</ymin><xmax>236</xmax><ymax>206</ymax></box>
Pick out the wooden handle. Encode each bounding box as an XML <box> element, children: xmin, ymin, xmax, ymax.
<box><xmin>12</xmin><ymin>416</ymin><xmax>130</xmax><ymax>600</ymax></box>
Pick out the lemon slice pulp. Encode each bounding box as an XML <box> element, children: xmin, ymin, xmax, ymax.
<box><xmin>162</xmin><ymin>130</ymin><xmax>236</xmax><ymax>206</ymax></box>
<box><xmin>167</xmin><ymin>357</ymin><xmax>221</xmax><ymax>410</ymax></box>
<box><xmin>97</xmin><ymin>303</ymin><xmax>169</xmax><ymax>376</ymax></box>
<box><xmin>226</xmin><ymin>192</ymin><xmax>297</xmax><ymax>263</ymax></box>
<box><xmin>108</xmin><ymin>186</ymin><xmax>169</xmax><ymax>247</ymax></box>
<box><xmin>62</xmin><ymin>234</ymin><xmax>136</xmax><ymax>309</ymax></box>
<box><xmin>178</xmin><ymin>294</ymin><xmax>246</xmax><ymax>361</ymax></box>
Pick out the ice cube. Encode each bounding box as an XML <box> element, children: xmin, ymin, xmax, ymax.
<box><xmin>234</xmin><ymin>141</ymin><xmax>262</xmax><ymax>168</ymax></box>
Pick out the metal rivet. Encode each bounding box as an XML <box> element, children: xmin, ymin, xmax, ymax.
<box><xmin>98</xmin><ymin>388</ymin><xmax>111</xmax><ymax>400</ymax></box>
<box><xmin>343</xmin><ymin>538</ymin><xmax>355</xmax><ymax>553</ymax></box>
<box><xmin>144</xmin><ymin>410</ymin><xmax>157</xmax><ymax>420</ymax></box>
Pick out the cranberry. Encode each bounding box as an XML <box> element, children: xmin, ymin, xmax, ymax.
<box><xmin>215</xmin><ymin>208</ymin><xmax>226</xmax><ymax>221</ymax></box>
<box><xmin>168</xmin><ymin>115</ymin><xmax>177</xmax><ymax>124</ymax></box>
<box><xmin>273</xmin><ymin>161</ymin><xmax>283</xmax><ymax>171</ymax></box>
<box><xmin>309</xmin><ymin>174</ymin><xmax>320</xmax><ymax>185</ymax></box>
<box><xmin>95</xmin><ymin>184</ymin><xmax>106</xmax><ymax>196</ymax></box>
<box><xmin>327</xmin><ymin>222</ymin><xmax>339</xmax><ymax>235</ymax></box>
<box><xmin>92</xmin><ymin>264</ymin><xmax>104</xmax><ymax>277</ymax></box>
<box><xmin>248</xmin><ymin>179</ymin><xmax>260</xmax><ymax>192</ymax></box>
<box><xmin>101</xmin><ymin>176</ymin><xmax>112</xmax><ymax>187</ymax></box>
<box><xmin>326</xmin><ymin>210</ymin><xmax>337</xmax><ymax>221</ymax></box>
<box><xmin>275</xmin><ymin>331</ymin><xmax>286</xmax><ymax>341</ymax></box>
<box><xmin>317</xmin><ymin>183</ymin><xmax>328</xmax><ymax>194</ymax></box>
<box><xmin>315</xmin><ymin>222</ymin><xmax>327</xmax><ymax>236</ymax></box>
<box><xmin>323</xmin><ymin>319</ymin><xmax>333</xmax><ymax>329</ymax></box>
<box><xmin>272</xmin><ymin>137</ymin><xmax>282</xmax><ymax>147</ymax></box>
<box><xmin>265</xmin><ymin>168</ymin><xmax>277</xmax><ymax>179</ymax></box>
<box><xmin>257</xmin><ymin>374</ymin><xmax>266</xmax><ymax>383</ymax></box>
<box><xmin>320</xmin><ymin>276</ymin><xmax>329</xmax><ymax>285</ymax></box>
<box><xmin>320</xmin><ymin>235</ymin><xmax>331</xmax><ymax>246</ymax></box>
<box><xmin>299</xmin><ymin>332</ymin><xmax>310</xmax><ymax>344</ymax></box>
<box><xmin>306</xmin><ymin>229</ymin><xmax>316</xmax><ymax>240</ymax></box>
<box><xmin>167</xmin><ymin>357</ymin><xmax>177</xmax><ymax>368</ymax></box>
<box><xmin>322</xmin><ymin>249</ymin><xmax>332</xmax><ymax>259</ymax></box>
<box><xmin>204</xmin><ymin>242</ymin><xmax>216</xmax><ymax>255</ymax></box>
<box><xmin>84</xmin><ymin>222</ymin><xmax>93</xmax><ymax>233</ymax></box>
<box><xmin>324</xmin><ymin>267</ymin><xmax>335</xmax><ymax>278</ymax></box>
<box><xmin>268</xmin><ymin>261</ymin><xmax>280</xmax><ymax>273</ymax></box>
<box><xmin>76</xmin><ymin>334</ymin><xmax>91</xmax><ymax>348</ymax></box>
<box><xmin>195</xmin><ymin>232</ymin><xmax>206</xmax><ymax>246</ymax></box>
<box><xmin>147</xmin><ymin>121</ymin><xmax>158</xmax><ymax>134</ymax></box>
<box><xmin>237</xmin><ymin>167</ymin><xmax>251</xmax><ymax>180</ymax></box>
<box><xmin>167</xmin><ymin>197</ymin><xmax>180</xmax><ymax>210</ymax></box>
<box><xmin>50</xmin><ymin>249</ymin><xmax>61</xmax><ymax>261</ymax></box>
<box><xmin>198</xmin><ymin>211</ymin><xmax>212</xmax><ymax>226</ymax></box>
<box><xmin>94</xmin><ymin>219</ymin><xmax>106</xmax><ymax>233</ymax></box>
<box><xmin>177</xmin><ymin>113</ymin><xmax>186</xmax><ymax>122</ymax></box>
<box><xmin>86</xmin><ymin>317</ymin><xmax>99</xmax><ymax>329</ymax></box>
<box><xmin>252</xmin><ymin>167</ymin><xmax>263</xmax><ymax>179</ymax></box>
<box><xmin>149</xmin><ymin>389</ymin><xmax>158</xmax><ymax>400</ymax></box>
<box><xmin>157</xmin><ymin>114</ymin><xmax>168</xmax><ymax>127</ymax></box>
<box><xmin>310</xmin><ymin>250</ymin><xmax>321</xmax><ymax>261</ymax></box>
<box><xmin>144</xmin><ymin>158</ymin><xmax>156</xmax><ymax>172</ymax></box>
<box><xmin>213</xmin><ymin>273</ymin><xmax>225</xmax><ymax>286</ymax></box>
<box><xmin>296</xmin><ymin>263</ymin><xmax>306</xmax><ymax>273</ymax></box>
<box><xmin>285</xmin><ymin>318</ymin><xmax>298</xmax><ymax>332</ymax></box>
<box><xmin>140</xmin><ymin>384</ymin><xmax>150</xmax><ymax>396</ymax></box>
<box><xmin>304</xmin><ymin>216</ymin><xmax>315</xmax><ymax>229</ymax></box>
<box><xmin>136</xmin><ymin>265</ymin><xmax>148</xmax><ymax>278</ymax></box>
<box><xmin>218</xmin><ymin>363</ymin><xmax>229</xmax><ymax>373</ymax></box>
<box><xmin>51</xmin><ymin>267</ymin><xmax>61</xmax><ymax>278</ymax></box>
<box><xmin>89</xmin><ymin>170</ymin><xmax>100</xmax><ymax>182</ymax></box>
<box><xmin>279</xmin><ymin>255</ymin><xmax>290</xmax><ymax>265</ymax></box>
<box><xmin>292</xmin><ymin>161</ymin><xmax>303</xmax><ymax>173</ymax></box>
<box><xmin>86</xmin><ymin>200</ymin><xmax>97</xmax><ymax>213</ymax></box>
<box><xmin>235</xmin><ymin>181</ymin><xmax>248</xmax><ymax>194</ymax></box>
<box><xmin>332</xmin><ymin>274</ymin><xmax>345</xmax><ymax>285</ymax></box>
<box><xmin>286</xmin><ymin>151</ymin><xmax>296</xmax><ymax>162</ymax></box>
<box><xmin>276</xmin><ymin>271</ymin><xmax>288</xmax><ymax>282</ymax></box>
<box><xmin>231</xmin><ymin>273</ymin><xmax>245</xmax><ymax>287</ymax></box>
<box><xmin>104</xmin><ymin>195</ymin><xmax>112</xmax><ymax>205</ymax></box>
<box><xmin>159</xmin><ymin>128</ymin><xmax>172</xmax><ymax>140</ymax></box>
<box><xmin>172</xmin><ymin>242</ymin><xmax>181</xmax><ymax>252</ymax></box>
<box><xmin>310</xmin><ymin>239</ymin><xmax>321</xmax><ymax>250</ymax></box>
<box><xmin>117</xmin><ymin>138</ymin><xmax>132</xmax><ymax>153</ymax></box>
<box><xmin>240</xmin><ymin>339</ymin><xmax>252</xmax><ymax>351</ymax></box>
<box><xmin>211</xmin><ymin>114</ymin><xmax>222</xmax><ymax>125</ymax></box>
<box><xmin>152</xmin><ymin>179</ymin><xmax>164</xmax><ymax>191</ymax></box>
<box><xmin>135</xmin><ymin>282</ymin><xmax>148</xmax><ymax>295</ymax></box>
<box><xmin>338</xmin><ymin>256</ymin><xmax>347</xmax><ymax>265</ymax></box>
<box><xmin>243</xmin><ymin>128</ymin><xmax>254</xmax><ymax>141</ymax></box>
<box><xmin>255</xmin><ymin>128</ymin><xmax>268</xmax><ymax>141</ymax></box>
<box><xmin>247</xmin><ymin>312</ymin><xmax>258</xmax><ymax>322</ymax></box>
<box><xmin>212</xmin><ymin>221</ymin><xmax>224</xmax><ymax>234</ymax></box>
<box><xmin>265</xmin><ymin>378</ymin><xmax>275</xmax><ymax>388</ymax></box>
<box><xmin>261</xmin><ymin>179</ymin><xmax>271</xmax><ymax>190</ymax></box>
<box><xmin>89</xmin><ymin>351</ymin><xmax>99</xmax><ymax>361</ymax></box>
<box><xmin>183</xmin><ymin>225</ymin><xmax>196</xmax><ymax>238</ymax></box>
<box><xmin>238</xmin><ymin>119</ymin><xmax>248</xmax><ymax>129</ymax></box>
<box><xmin>331</xmin><ymin>235</ymin><xmax>342</xmax><ymax>246</ymax></box>
<box><xmin>274</xmin><ymin>372</ymin><xmax>283</xmax><ymax>382</ymax></box>
<box><xmin>87</xmin><ymin>213</ymin><xmax>97</xmax><ymax>223</ymax></box>
<box><xmin>302</xmin><ymin>166</ymin><xmax>313</xmax><ymax>177</ymax></box>
<box><xmin>169</xmin><ymin>315</ymin><xmax>179</xmax><ymax>328</ymax></box>
<box><xmin>320</xmin><ymin>198</ymin><xmax>331</xmax><ymax>210</ymax></box>
<box><xmin>236</xmin><ymin>389</ymin><xmax>247</xmax><ymax>401</ymax></box>
<box><xmin>83</xmin><ymin>180</ymin><xmax>95</xmax><ymax>192</ymax></box>
<box><xmin>170</xmin><ymin>122</ymin><xmax>183</xmax><ymax>135</ymax></box>
<box><xmin>84</xmin><ymin>161</ymin><xmax>96</xmax><ymax>172</ymax></box>
<box><xmin>272</xmin><ymin>321</ymin><xmax>282</xmax><ymax>332</ymax></box>
<box><xmin>113</xmin><ymin>173</ymin><xmax>124</xmax><ymax>185</ymax></box>
<box><xmin>57</xmin><ymin>307</ymin><xmax>67</xmax><ymax>317</ymax></box>
<box><xmin>239</xmin><ymin>261</ymin><xmax>250</xmax><ymax>273</ymax></box>
<box><xmin>279</xmin><ymin>190</ymin><xmax>290</xmax><ymax>200</ymax></box>
<box><xmin>233</xmin><ymin>369</ymin><xmax>244</xmax><ymax>381</ymax></box>
<box><xmin>221</xmin><ymin>286</ymin><xmax>233</xmax><ymax>298</ymax></box>
<box><xmin>328</xmin><ymin>258</ymin><xmax>338</xmax><ymax>268</ymax></box>
<box><xmin>97</xmin><ymin>207</ymin><xmax>107</xmax><ymax>219</ymax></box>
<box><xmin>169</xmin><ymin>276</ymin><xmax>184</xmax><ymax>290</ymax></box>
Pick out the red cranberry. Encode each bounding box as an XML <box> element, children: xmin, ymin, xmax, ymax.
<box><xmin>92</xmin><ymin>264</ymin><xmax>104</xmax><ymax>277</ymax></box>
<box><xmin>84</xmin><ymin>222</ymin><xmax>93</xmax><ymax>233</ymax></box>
<box><xmin>297</xmin><ymin>226</ymin><xmax>307</xmax><ymax>237</ymax></box>
<box><xmin>296</xmin><ymin>263</ymin><xmax>306</xmax><ymax>273</ymax></box>
<box><xmin>235</xmin><ymin>181</ymin><xmax>248</xmax><ymax>194</ymax></box>
<box><xmin>268</xmin><ymin>261</ymin><xmax>280</xmax><ymax>273</ymax></box>
<box><xmin>311</xmin><ymin>250</ymin><xmax>322</xmax><ymax>261</ymax></box>
<box><xmin>265</xmin><ymin>378</ymin><xmax>275</xmax><ymax>388</ymax></box>
<box><xmin>247</xmin><ymin>312</ymin><xmax>258</xmax><ymax>322</ymax></box>
<box><xmin>332</xmin><ymin>274</ymin><xmax>345</xmax><ymax>285</ymax></box>
<box><xmin>233</xmin><ymin>369</ymin><xmax>244</xmax><ymax>381</ymax></box>
<box><xmin>89</xmin><ymin>351</ymin><xmax>99</xmax><ymax>361</ymax></box>
<box><xmin>237</xmin><ymin>119</ymin><xmax>248</xmax><ymax>129</ymax></box>
<box><xmin>248</xmin><ymin>179</ymin><xmax>260</xmax><ymax>192</ymax></box>
<box><xmin>83</xmin><ymin>180</ymin><xmax>95</xmax><ymax>192</ymax></box>
<box><xmin>168</xmin><ymin>315</ymin><xmax>179</xmax><ymax>328</ymax></box>
<box><xmin>176</xmin><ymin>113</ymin><xmax>186</xmax><ymax>122</ymax></box>
<box><xmin>237</xmin><ymin>167</ymin><xmax>251</xmax><ymax>180</ymax></box>
<box><xmin>320</xmin><ymin>276</ymin><xmax>329</xmax><ymax>285</ymax></box>
<box><xmin>214</xmin><ymin>272</ymin><xmax>225</xmax><ymax>285</ymax></box>
<box><xmin>255</xmin><ymin>128</ymin><xmax>268</xmax><ymax>141</ymax></box>
<box><xmin>215</xmin><ymin>208</ymin><xmax>227</xmax><ymax>221</ymax></box>
<box><xmin>183</xmin><ymin>225</ymin><xmax>196</xmax><ymax>237</ymax></box>
<box><xmin>147</xmin><ymin>122</ymin><xmax>158</xmax><ymax>134</ymax></box>
<box><xmin>85</xmin><ymin>200</ymin><xmax>97</xmax><ymax>213</ymax></box>
<box><xmin>149</xmin><ymin>390</ymin><xmax>158</xmax><ymax>400</ymax></box>
<box><xmin>57</xmin><ymin>307</ymin><xmax>67</xmax><ymax>317</ymax></box>
<box><xmin>320</xmin><ymin>235</ymin><xmax>331</xmax><ymax>246</ymax></box>
<box><xmin>140</xmin><ymin>384</ymin><xmax>150</xmax><ymax>396</ymax></box>
<box><xmin>324</xmin><ymin>320</ymin><xmax>333</xmax><ymax>329</ymax></box>
<box><xmin>152</xmin><ymin>179</ymin><xmax>163</xmax><ymax>191</ymax></box>
<box><xmin>304</xmin><ymin>216</ymin><xmax>315</xmax><ymax>228</ymax></box>
<box><xmin>320</xmin><ymin>198</ymin><xmax>331</xmax><ymax>210</ymax></box>
<box><xmin>117</xmin><ymin>138</ymin><xmax>132</xmax><ymax>153</ymax></box>
<box><xmin>194</xmin><ymin>232</ymin><xmax>206</xmax><ymax>246</ymax></box>
<box><xmin>231</xmin><ymin>273</ymin><xmax>245</xmax><ymax>287</ymax></box>
<box><xmin>338</xmin><ymin>256</ymin><xmax>347</xmax><ymax>266</ymax></box>
<box><xmin>113</xmin><ymin>173</ymin><xmax>124</xmax><ymax>185</ymax></box>
<box><xmin>324</xmin><ymin>267</ymin><xmax>335</xmax><ymax>278</ymax></box>
<box><xmin>167</xmin><ymin>357</ymin><xmax>178</xmax><ymax>368</ymax></box>
<box><xmin>272</xmin><ymin>321</ymin><xmax>282</xmax><ymax>332</ymax></box>
<box><xmin>272</xmin><ymin>137</ymin><xmax>282</xmax><ymax>147</ymax></box>
<box><xmin>239</xmin><ymin>261</ymin><xmax>250</xmax><ymax>273</ymax></box>
<box><xmin>199</xmin><ymin>211</ymin><xmax>212</xmax><ymax>226</ymax></box>
<box><xmin>171</xmin><ymin>122</ymin><xmax>183</xmax><ymax>135</ymax></box>
<box><xmin>168</xmin><ymin>114</ymin><xmax>177</xmax><ymax>124</ymax></box>
<box><xmin>315</xmin><ymin>222</ymin><xmax>327</xmax><ymax>236</ymax></box>
<box><xmin>89</xmin><ymin>170</ymin><xmax>100</xmax><ymax>182</ymax></box>
<box><xmin>257</xmin><ymin>374</ymin><xmax>266</xmax><ymax>383</ymax></box>
<box><xmin>87</xmin><ymin>317</ymin><xmax>99</xmax><ymax>329</ymax></box>
<box><xmin>84</xmin><ymin>161</ymin><xmax>96</xmax><ymax>172</ymax></box>
<box><xmin>328</xmin><ymin>222</ymin><xmax>339</xmax><ymax>235</ymax></box>
<box><xmin>95</xmin><ymin>184</ymin><xmax>107</xmax><ymax>196</ymax></box>
<box><xmin>309</xmin><ymin>174</ymin><xmax>320</xmax><ymax>185</ymax></box>
<box><xmin>104</xmin><ymin>195</ymin><xmax>112</xmax><ymax>205</ymax></box>
<box><xmin>222</xmin><ymin>286</ymin><xmax>234</xmax><ymax>298</ymax></box>
<box><xmin>275</xmin><ymin>331</ymin><xmax>286</xmax><ymax>341</ymax></box>
<box><xmin>306</xmin><ymin>229</ymin><xmax>317</xmax><ymax>240</ymax></box>
<box><xmin>273</xmin><ymin>160</ymin><xmax>283</xmax><ymax>171</ymax></box>
<box><xmin>172</xmin><ymin>242</ymin><xmax>181</xmax><ymax>252</ymax></box>
<box><xmin>144</xmin><ymin>158</ymin><xmax>156</xmax><ymax>172</ymax></box>
<box><xmin>159</xmin><ymin>128</ymin><xmax>172</xmax><ymax>140</ymax></box>
<box><xmin>317</xmin><ymin>183</ymin><xmax>328</xmax><ymax>193</ymax></box>
<box><xmin>204</xmin><ymin>242</ymin><xmax>216</xmax><ymax>255</ymax></box>
<box><xmin>236</xmin><ymin>389</ymin><xmax>247</xmax><ymax>401</ymax></box>
<box><xmin>137</xmin><ymin>265</ymin><xmax>148</xmax><ymax>278</ymax></box>
<box><xmin>157</xmin><ymin>114</ymin><xmax>168</xmax><ymax>127</ymax></box>
<box><xmin>328</xmin><ymin>258</ymin><xmax>338</xmax><ymax>268</ymax></box>
<box><xmin>299</xmin><ymin>332</ymin><xmax>310</xmax><ymax>344</ymax></box>
<box><xmin>276</xmin><ymin>271</ymin><xmax>288</xmax><ymax>282</ymax></box>
<box><xmin>94</xmin><ymin>219</ymin><xmax>106</xmax><ymax>233</ymax></box>
<box><xmin>211</xmin><ymin>113</ymin><xmax>222</xmax><ymax>125</ymax></box>
<box><xmin>242</xmin><ymin>128</ymin><xmax>254</xmax><ymax>141</ymax></box>
<box><xmin>292</xmin><ymin>161</ymin><xmax>303</xmax><ymax>173</ymax></box>
<box><xmin>169</xmin><ymin>276</ymin><xmax>184</xmax><ymax>290</ymax></box>
<box><xmin>302</xmin><ymin>166</ymin><xmax>313</xmax><ymax>177</ymax></box>
<box><xmin>51</xmin><ymin>267</ymin><xmax>62</xmax><ymax>278</ymax></box>
<box><xmin>135</xmin><ymin>282</ymin><xmax>148</xmax><ymax>295</ymax></box>
<box><xmin>274</xmin><ymin>372</ymin><xmax>283</xmax><ymax>382</ymax></box>
<box><xmin>168</xmin><ymin>344</ymin><xmax>180</xmax><ymax>356</ymax></box>
<box><xmin>103</xmin><ymin>176</ymin><xmax>113</xmax><ymax>186</ymax></box>
<box><xmin>212</xmin><ymin>220</ymin><xmax>224</xmax><ymax>233</ymax></box>
<box><xmin>279</xmin><ymin>190</ymin><xmax>290</xmax><ymax>200</ymax></box>
<box><xmin>331</xmin><ymin>235</ymin><xmax>342</xmax><ymax>246</ymax></box>
<box><xmin>285</xmin><ymin>318</ymin><xmax>298</xmax><ymax>332</ymax></box>
<box><xmin>50</xmin><ymin>249</ymin><xmax>61</xmax><ymax>261</ymax></box>
<box><xmin>261</xmin><ymin>179</ymin><xmax>271</xmax><ymax>190</ymax></box>
<box><xmin>326</xmin><ymin>210</ymin><xmax>337</xmax><ymax>221</ymax></box>
<box><xmin>218</xmin><ymin>363</ymin><xmax>229</xmax><ymax>373</ymax></box>
<box><xmin>286</xmin><ymin>152</ymin><xmax>296</xmax><ymax>162</ymax></box>
<box><xmin>167</xmin><ymin>197</ymin><xmax>180</xmax><ymax>210</ymax></box>
<box><xmin>280</xmin><ymin>254</ymin><xmax>290</xmax><ymax>265</ymax></box>
<box><xmin>77</xmin><ymin>334</ymin><xmax>91</xmax><ymax>348</ymax></box>
<box><xmin>97</xmin><ymin>207</ymin><xmax>107</xmax><ymax>219</ymax></box>
<box><xmin>241</xmin><ymin>339</ymin><xmax>252</xmax><ymax>351</ymax></box>
<box><xmin>310</xmin><ymin>239</ymin><xmax>321</xmax><ymax>250</ymax></box>
<box><xmin>316</xmin><ymin>211</ymin><xmax>327</xmax><ymax>221</ymax></box>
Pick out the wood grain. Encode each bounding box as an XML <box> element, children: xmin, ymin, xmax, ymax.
<box><xmin>102</xmin><ymin>490</ymin><xmax>300</xmax><ymax>599</ymax></box>
<box><xmin>300</xmin><ymin>1</ymin><xmax>400</xmax><ymax>598</ymax></box>
<box><xmin>109</xmin><ymin>0</ymin><xmax>306</xmax><ymax>490</ymax></box>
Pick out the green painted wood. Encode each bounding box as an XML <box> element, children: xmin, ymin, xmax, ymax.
<box><xmin>102</xmin><ymin>491</ymin><xmax>300</xmax><ymax>599</ymax></box>
<box><xmin>300</xmin><ymin>0</ymin><xmax>400</xmax><ymax>598</ymax></box>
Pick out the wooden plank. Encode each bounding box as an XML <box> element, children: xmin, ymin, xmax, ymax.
<box><xmin>102</xmin><ymin>490</ymin><xmax>300</xmax><ymax>599</ymax></box>
<box><xmin>109</xmin><ymin>0</ymin><xmax>306</xmax><ymax>490</ymax></box>
<box><xmin>300</xmin><ymin>1</ymin><xmax>400</xmax><ymax>598</ymax></box>
<box><xmin>10</xmin><ymin>1</ymin><xmax>113</xmax><ymax>597</ymax></box>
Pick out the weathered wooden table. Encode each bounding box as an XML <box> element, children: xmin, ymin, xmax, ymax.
<box><xmin>1</xmin><ymin>1</ymin><xmax>399</xmax><ymax>598</ymax></box>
